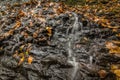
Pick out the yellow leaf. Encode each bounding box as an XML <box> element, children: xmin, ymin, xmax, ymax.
<box><xmin>46</xmin><ymin>27</ymin><xmax>52</xmax><ymax>37</ymax></box>
<box><xmin>20</xmin><ymin>45</ymin><xmax>25</xmax><ymax>51</ymax></box>
<box><xmin>19</xmin><ymin>53</ymin><xmax>24</xmax><ymax>57</ymax></box>
<box><xmin>25</xmin><ymin>51</ymin><xmax>29</xmax><ymax>55</ymax></box>
<box><xmin>111</xmin><ymin>64</ymin><xmax>119</xmax><ymax>70</ymax></box>
<box><xmin>114</xmin><ymin>70</ymin><xmax>120</xmax><ymax>77</ymax></box>
<box><xmin>18</xmin><ymin>56</ymin><xmax>24</xmax><ymax>65</ymax></box>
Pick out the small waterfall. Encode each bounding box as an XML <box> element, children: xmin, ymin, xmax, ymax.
<box><xmin>89</xmin><ymin>56</ymin><xmax>93</xmax><ymax>66</ymax></box>
<box><xmin>67</xmin><ymin>12</ymin><xmax>82</xmax><ymax>80</ymax></box>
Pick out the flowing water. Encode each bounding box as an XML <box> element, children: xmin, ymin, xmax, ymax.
<box><xmin>67</xmin><ymin>12</ymin><xmax>82</xmax><ymax>80</ymax></box>
<box><xmin>0</xmin><ymin>1</ymin><xmax>118</xmax><ymax>80</ymax></box>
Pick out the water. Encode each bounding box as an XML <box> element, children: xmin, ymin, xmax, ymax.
<box><xmin>89</xmin><ymin>56</ymin><xmax>93</xmax><ymax>66</ymax></box>
<box><xmin>67</xmin><ymin>12</ymin><xmax>82</xmax><ymax>80</ymax></box>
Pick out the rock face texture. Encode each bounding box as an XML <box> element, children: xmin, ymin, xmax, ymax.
<box><xmin>0</xmin><ymin>0</ymin><xmax>118</xmax><ymax>80</ymax></box>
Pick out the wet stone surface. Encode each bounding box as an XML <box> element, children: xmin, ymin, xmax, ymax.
<box><xmin>0</xmin><ymin>0</ymin><xmax>119</xmax><ymax>80</ymax></box>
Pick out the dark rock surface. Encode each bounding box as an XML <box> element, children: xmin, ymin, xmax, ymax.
<box><xmin>0</xmin><ymin>0</ymin><xmax>119</xmax><ymax>80</ymax></box>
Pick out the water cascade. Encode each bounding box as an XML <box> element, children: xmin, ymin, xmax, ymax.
<box><xmin>67</xmin><ymin>12</ymin><xmax>83</xmax><ymax>80</ymax></box>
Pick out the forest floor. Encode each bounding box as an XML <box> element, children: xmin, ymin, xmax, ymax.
<box><xmin>0</xmin><ymin>0</ymin><xmax>120</xmax><ymax>80</ymax></box>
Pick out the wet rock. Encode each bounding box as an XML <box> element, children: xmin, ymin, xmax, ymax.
<box><xmin>27</xmin><ymin>71</ymin><xmax>40</xmax><ymax>80</ymax></box>
<box><xmin>0</xmin><ymin>0</ymin><xmax>118</xmax><ymax>80</ymax></box>
<box><xmin>0</xmin><ymin>65</ymin><xmax>16</xmax><ymax>80</ymax></box>
<box><xmin>1</xmin><ymin>56</ymin><xmax>18</xmax><ymax>68</ymax></box>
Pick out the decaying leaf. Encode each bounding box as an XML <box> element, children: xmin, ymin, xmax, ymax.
<box><xmin>18</xmin><ymin>10</ymin><xmax>25</xmax><ymax>17</ymax></box>
<box><xmin>98</xmin><ymin>70</ymin><xmax>107</xmax><ymax>78</ymax></box>
<box><xmin>33</xmin><ymin>32</ymin><xmax>38</xmax><ymax>38</ymax></box>
<box><xmin>20</xmin><ymin>45</ymin><xmax>25</xmax><ymax>51</ymax></box>
<box><xmin>111</xmin><ymin>64</ymin><xmax>119</xmax><ymax>70</ymax></box>
<box><xmin>24</xmin><ymin>32</ymin><xmax>29</xmax><ymax>38</ymax></box>
<box><xmin>113</xmin><ymin>70</ymin><xmax>120</xmax><ymax>77</ymax></box>
<box><xmin>46</xmin><ymin>27</ymin><xmax>52</xmax><ymax>37</ymax></box>
<box><xmin>106</xmin><ymin>42</ymin><xmax>116</xmax><ymax>49</ymax></box>
<box><xmin>19</xmin><ymin>53</ymin><xmax>24</xmax><ymax>57</ymax></box>
<box><xmin>39</xmin><ymin>17</ymin><xmax>46</xmax><ymax>22</ymax></box>
<box><xmin>14</xmin><ymin>21</ymin><xmax>21</xmax><ymax>29</ymax></box>
<box><xmin>116</xmin><ymin>33</ymin><xmax>120</xmax><ymax>37</ymax></box>
<box><xmin>112</xmin><ymin>41</ymin><xmax>120</xmax><ymax>44</ymax></box>
<box><xmin>111</xmin><ymin>64</ymin><xmax>120</xmax><ymax>78</ymax></box>
<box><xmin>13</xmin><ymin>51</ymin><xmax>18</xmax><ymax>57</ymax></box>
<box><xmin>106</xmin><ymin>41</ymin><xmax>120</xmax><ymax>55</ymax></box>
<box><xmin>25</xmin><ymin>51</ymin><xmax>29</xmax><ymax>55</ymax></box>
<box><xmin>109</xmin><ymin>47</ymin><xmax>120</xmax><ymax>54</ymax></box>
<box><xmin>57</xmin><ymin>6</ymin><xmax>64</xmax><ymax>14</ymax></box>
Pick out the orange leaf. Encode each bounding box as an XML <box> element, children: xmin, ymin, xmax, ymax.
<box><xmin>28</xmin><ymin>56</ymin><xmax>33</xmax><ymax>64</ymax></box>
<box><xmin>19</xmin><ymin>10</ymin><xmax>25</xmax><ymax>17</ymax></box>
<box><xmin>14</xmin><ymin>21</ymin><xmax>21</xmax><ymax>29</ymax></box>
<box><xmin>116</xmin><ymin>33</ymin><xmax>120</xmax><ymax>37</ymax></box>
<box><xmin>57</xmin><ymin>7</ymin><xmax>64</xmax><ymax>14</ymax></box>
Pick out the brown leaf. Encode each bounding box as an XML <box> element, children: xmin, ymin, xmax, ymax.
<box><xmin>19</xmin><ymin>10</ymin><xmax>25</xmax><ymax>17</ymax></box>
<box><xmin>106</xmin><ymin>42</ymin><xmax>116</xmax><ymax>49</ymax></box>
<box><xmin>98</xmin><ymin>70</ymin><xmax>107</xmax><ymax>78</ymax></box>
<box><xmin>14</xmin><ymin>21</ymin><xmax>21</xmax><ymax>29</ymax></box>
<box><xmin>33</xmin><ymin>32</ymin><xmax>38</xmax><ymax>38</ymax></box>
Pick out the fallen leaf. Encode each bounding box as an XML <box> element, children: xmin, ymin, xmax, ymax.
<box><xmin>33</xmin><ymin>32</ymin><xmax>38</xmax><ymax>38</ymax></box>
<box><xmin>46</xmin><ymin>27</ymin><xmax>52</xmax><ymax>37</ymax></box>
<box><xmin>18</xmin><ymin>56</ymin><xmax>24</xmax><ymax>65</ymax></box>
<box><xmin>25</xmin><ymin>51</ymin><xmax>29</xmax><ymax>55</ymax></box>
<box><xmin>19</xmin><ymin>10</ymin><xmax>25</xmax><ymax>17</ymax></box>
<box><xmin>98</xmin><ymin>70</ymin><xmax>107</xmax><ymax>78</ymax></box>
<box><xmin>13</xmin><ymin>51</ymin><xmax>18</xmax><ymax>57</ymax></box>
<box><xmin>28</xmin><ymin>56</ymin><xmax>33</xmax><ymax>64</ymax></box>
<box><xmin>20</xmin><ymin>45</ymin><xmax>25</xmax><ymax>51</ymax></box>
<box><xmin>113</xmin><ymin>70</ymin><xmax>120</xmax><ymax>77</ymax></box>
<box><xmin>106</xmin><ymin>42</ymin><xmax>116</xmax><ymax>49</ymax></box>
<box><xmin>14</xmin><ymin>21</ymin><xmax>21</xmax><ymax>29</ymax></box>
<box><xmin>111</xmin><ymin>64</ymin><xmax>119</xmax><ymax>70</ymax></box>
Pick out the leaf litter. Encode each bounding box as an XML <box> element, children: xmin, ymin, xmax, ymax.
<box><xmin>0</xmin><ymin>0</ymin><xmax>120</xmax><ymax>80</ymax></box>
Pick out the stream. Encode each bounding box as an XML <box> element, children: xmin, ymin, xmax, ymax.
<box><xmin>0</xmin><ymin>0</ymin><xmax>119</xmax><ymax>80</ymax></box>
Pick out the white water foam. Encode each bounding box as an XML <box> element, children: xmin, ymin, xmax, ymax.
<box><xmin>67</xmin><ymin>12</ymin><xmax>83</xmax><ymax>80</ymax></box>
